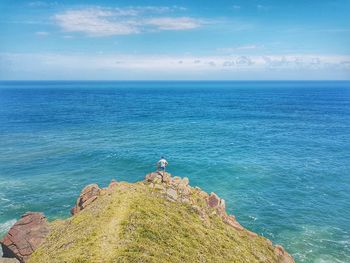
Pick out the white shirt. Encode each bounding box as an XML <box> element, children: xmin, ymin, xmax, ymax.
<box><xmin>157</xmin><ymin>159</ymin><xmax>168</xmax><ymax>168</ymax></box>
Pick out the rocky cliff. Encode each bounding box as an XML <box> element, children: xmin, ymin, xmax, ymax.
<box><xmin>1</xmin><ymin>172</ymin><xmax>294</xmax><ymax>263</ymax></box>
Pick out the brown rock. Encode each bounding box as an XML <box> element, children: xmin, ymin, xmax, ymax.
<box><xmin>70</xmin><ymin>206</ymin><xmax>78</xmax><ymax>215</ymax></box>
<box><xmin>166</xmin><ymin>188</ymin><xmax>178</xmax><ymax>201</ymax></box>
<box><xmin>222</xmin><ymin>215</ymin><xmax>244</xmax><ymax>231</ymax></box>
<box><xmin>145</xmin><ymin>172</ymin><xmax>157</xmax><ymax>182</ymax></box>
<box><xmin>161</xmin><ymin>171</ymin><xmax>172</xmax><ymax>183</ymax></box>
<box><xmin>145</xmin><ymin>172</ymin><xmax>163</xmax><ymax>184</ymax></box>
<box><xmin>178</xmin><ymin>186</ymin><xmax>191</xmax><ymax>196</ymax></box>
<box><xmin>172</xmin><ymin>176</ymin><xmax>189</xmax><ymax>187</ymax></box>
<box><xmin>170</xmin><ymin>176</ymin><xmax>181</xmax><ymax>186</ymax></box>
<box><xmin>154</xmin><ymin>184</ymin><xmax>165</xmax><ymax>192</ymax></box>
<box><xmin>181</xmin><ymin>177</ymin><xmax>189</xmax><ymax>186</ymax></box>
<box><xmin>219</xmin><ymin>199</ymin><xmax>225</xmax><ymax>210</ymax></box>
<box><xmin>246</xmin><ymin>230</ymin><xmax>258</xmax><ymax>238</ymax></box>
<box><xmin>207</xmin><ymin>192</ymin><xmax>220</xmax><ymax>208</ymax></box>
<box><xmin>0</xmin><ymin>212</ymin><xmax>50</xmax><ymax>263</ymax></box>
<box><xmin>274</xmin><ymin>245</ymin><xmax>295</xmax><ymax>263</ymax></box>
<box><xmin>198</xmin><ymin>190</ymin><xmax>209</xmax><ymax>199</ymax></box>
<box><xmin>71</xmin><ymin>184</ymin><xmax>101</xmax><ymax>215</ymax></box>
<box><xmin>108</xmin><ymin>179</ymin><xmax>118</xmax><ymax>189</ymax></box>
<box><xmin>145</xmin><ymin>171</ymin><xmax>171</xmax><ymax>184</ymax></box>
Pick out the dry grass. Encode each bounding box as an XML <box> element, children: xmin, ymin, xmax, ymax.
<box><xmin>29</xmin><ymin>182</ymin><xmax>278</xmax><ymax>263</ymax></box>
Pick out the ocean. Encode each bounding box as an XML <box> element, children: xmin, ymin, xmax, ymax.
<box><xmin>0</xmin><ymin>81</ymin><xmax>349</xmax><ymax>262</ymax></box>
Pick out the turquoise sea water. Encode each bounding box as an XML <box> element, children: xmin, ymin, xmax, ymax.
<box><xmin>0</xmin><ymin>81</ymin><xmax>349</xmax><ymax>262</ymax></box>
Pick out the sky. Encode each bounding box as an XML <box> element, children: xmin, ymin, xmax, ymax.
<box><xmin>0</xmin><ymin>0</ymin><xmax>350</xmax><ymax>80</ymax></box>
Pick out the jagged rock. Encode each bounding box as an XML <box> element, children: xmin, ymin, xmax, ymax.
<box><xmin>71</xmin><ymin>184</ymin><xmax>101</xmax><ymax>215</ymax></box>
<box><xmin>181</xmin><ymin>177</ymin><xmax>189</xmax><ymax>186</ymax></box>
<box><xmin>171</xmin><ymin>176</ymin><xmax>182</xmax><ymax>186</ymax></box>
<box><xmin>171</xmin><ymin>176</ymin><xmax>189</xmax><ymax>188</ymax></box>
<box><xmin>222</xmin><ymin>214</ymin><xmax>244</xmax><ymax>231</ymax></box>
<box><xmin>246</xmin><ymin>230</ymin><xmax>258</xmax><ymax>238</ymax></box>
<box><xmin>145</xmin><ymin>171</ymin><xmax>171</xmax><ymax>184</ymax></box>
<box><xmin>180</xmin><ymin>197</ymin><xmax>190</xmax><ymax>204</ymax></box>
<box><xmin>166</xmin><ymin>188</ymin><xmax>178</xmax><ymax>201</ymax></box>
<box><xmin>219</xmin><ymin>199</ymin><xmax>225</xmax><ymax>209</ymax></box>
<box><xmin>154</xmin><ymin>184</ymin><xmax>165</xmax><ymax>191</ymax></box>
<box><xmin>145</xmin><ymin>172</ymin><xmax>158</xmax><ymax>182</ymax></box>
<box><xmin>207</xmin><ymin>192</ymin><xmax>220</xmax><ymax>208</ymax></box>
<box><xmin>159</xmin><ymin>171</ymin><xmax>172</xmax><ymax>183</ymax></box>
<box><xmin>194</xmin><ymin>187</ymin><xmax>209</xmax><ymax>199</ymax></box>
<box><xmin>144</xmin><ymin>171</ymin><xmax>294</xmax><ymax>263</ymax></box>
<box><xmin>0</xmin><ymin>212</ymin><xmax>50</xmax><ymax>263</ymax></box>
<box><xmin>108</xmin><ymin>179</ymin><xmax>118</xmax><ymax>189</ymax></box>
<box><xmin>177</xmin><ymin>177</ymin><xmax>191</xmax><ymax>194</ymax></box>
<box><xmin>274</xmin><ymin>245</ymin><xmax>294</xmax><ymax>263</ymax></box>
<box><xmin>206</xmin><ymin>192</ymin><xmax>227</xmax><ymax>218</ymax></box>
<box><xmin>178</xmin><ymin>186</ymin><xmax>191</xmax><ymax>196</ymax></box>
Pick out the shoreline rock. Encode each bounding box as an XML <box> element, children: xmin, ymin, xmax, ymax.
<box><xmin>0</xmin><ymin>212</ymin><xmax>49</xmax><ymax>263</ymax></box>
<box><xmin>144</xmin><ymin>171</ymin><xmax>294</xmax><ymax>263</ymax></box>
<box><xmin>70</xmin><ymin>183</ymin><xmax>101</xmax><ymax>215</ymax></box>
<box><xmin>1</xmin><ymin>171</ymin><xmax>295</xmax><ymax>263</ymax></box>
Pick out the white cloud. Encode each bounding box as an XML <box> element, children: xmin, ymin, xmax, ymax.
<box><xmin>218</xmin><ymin>45</ymin><xmax>263</xmax><ymax>53</ymax></box>
<box><xmin>1</xmin><ymin>52</ymin><xmax>350</xmax><ymax>80</ymax></box>
<box><xmin>53</xmin><ymin>7</ymin><xmax>204</xmax><ymax>37</ymax></box>
<box><xmin>28</xmin><ymin>1</ymin><xmax>58</xmax><ymax>7</ymax></box>
<box><xmin>35</xmin><ymin>31</ymin><xmax>49</xmax><ymax>36</ymax></box>
<box><xmin>146</xmin><ymin>17</ymin><xmax>202</xmax><ymax>30</ymax></box>
<box><xmin>53</xmin><ymin>9</ymin><xmax>139</xmax><ymax>36</ymax></box>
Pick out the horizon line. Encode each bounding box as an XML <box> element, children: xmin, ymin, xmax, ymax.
<box><xmin>1</xmin><ymin>80</ymin><xmax>350</xmax><ymax>82</ymax></box>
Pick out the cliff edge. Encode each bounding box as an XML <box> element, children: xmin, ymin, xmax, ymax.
<box><xmin>1</xmin><ymin>172</ymin><xmax>294</xmax><ymax>263</ymax></box>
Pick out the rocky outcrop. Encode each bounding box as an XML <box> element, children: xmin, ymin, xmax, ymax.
<box><xmin>0</xmin><ymin>212</ymin><xmax>49</xmax><ymax>263</ymax></box>
<box><xmin>275</xmin><ymin>245</ymin><xmax>295</xmax><ymax>263</ymax></box>
<box><xmin>145</xmin><ymin>172</ymin><xmax>244</xmax><ymax>229</ymax></box>
<box><xmin>145</xmin><ymin>171</ymin><xmax>172</xmax><ymax>184</ymax></box>
<box><xmin>144</xmin><ymin>171</ymin><xmax>294</xmax><ymax>263</ymax></box>
<box><xmin>1</xmin><ymin>173</ymin><xmax>294</xmax><ymax>263</ymax></box>
<box><xmin>70</xmin><ymin>180</ymin><xmax>120</xmax><ymax>215</ymax></box>
<box><xmin>71</xmin><ymin>183</ymin><xmax>101</xmax><ymax>215</ymax></box>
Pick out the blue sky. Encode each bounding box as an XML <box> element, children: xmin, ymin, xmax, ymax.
<box><xmin>0</xmin><ymin>0</ymin><xmax>350</xmax><ymax>80</ymax></box>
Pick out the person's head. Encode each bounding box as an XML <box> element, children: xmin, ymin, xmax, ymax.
<box><xmin>161</xmin><ymin>156</ymin><xmax>164</xmax><ymax>159</ymax></box>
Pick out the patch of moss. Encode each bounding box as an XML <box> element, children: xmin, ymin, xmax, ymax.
<box><xmin>29</xmin><ymin>182</ymin><xmax>278</xmax><ymax>263</ymax></box>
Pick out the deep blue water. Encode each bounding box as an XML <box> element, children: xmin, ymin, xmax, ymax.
<box><xmin>0</xmin><ymin>81</ymin><xmax>349</xmax><ymax>262</ymax></box>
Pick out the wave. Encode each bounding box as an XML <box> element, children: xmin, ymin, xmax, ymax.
<box><xmin>0</xmin><ymin>219</ymin><xmax>16</xmax><ymax>256</ymax></box>
<box><xmin>0</xmin><ymin>219</ymin><xmax>16</xmax><ymax>236</ymax></box>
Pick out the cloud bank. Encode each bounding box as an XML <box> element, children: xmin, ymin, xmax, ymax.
<box><xmin>53</xmin><ymin>7</ymin><xmax>204</xmax><ymax>36</ymax></box>
<box><xmin>1</xmin><ymin>53</ymin><xmax>349</xmax><ymax>80</ymax></box>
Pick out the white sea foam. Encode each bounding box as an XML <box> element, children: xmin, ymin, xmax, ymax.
<box><xmin>0</xmin><ymin>220</ymin><xmax>16</xmax><ymax>258</ymax></box>
<box><xmin>0</xmin><ymin>219</ymin><xmax>17</xmax><ymax>256</ymax></box>
<box><xmin>314</xmin><ymin>256</ymin><xmax>345</xmax><ymax>263</ymax></box>
<box><xmin>0</xmin><ymin>219</ymin><xmax>16</xmax><ymax>236</ymax></box>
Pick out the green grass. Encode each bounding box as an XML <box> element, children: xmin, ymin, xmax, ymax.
<box><xmin>29</xmin><ymin>182</ymin><xmax>278</xmax><ymax>263</ymax></box>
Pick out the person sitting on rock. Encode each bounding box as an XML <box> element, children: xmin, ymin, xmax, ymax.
<box><xmin>157</xmin><ymin>156</ymin><xmax>168</xmax><ymax>172</ymax></box>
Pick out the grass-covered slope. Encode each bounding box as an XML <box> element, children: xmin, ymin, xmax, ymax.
<box><xmin>29</xmin><ymin>174</ymin><xmax>291</xmax><ymax>263</ymax></box>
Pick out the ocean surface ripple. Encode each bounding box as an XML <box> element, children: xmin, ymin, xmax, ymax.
<box><xmin>0</xmin><ymin>81</ymin><xmax>349</xmax><ymax>263</ymax></box>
